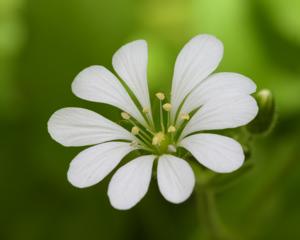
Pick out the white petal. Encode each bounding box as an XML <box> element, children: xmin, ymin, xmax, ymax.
<box><xmin>108</xmin><ymin>155</ymin><xmax>155</xmax><ymax>210</ymax></box>
<box><xmin>170</xmin><ymin>34</ymin><xmax>223</xmax><ymax>120</ymax></box>
<box><xmin>112</xmin><ymin>40</ymin><xmax>152</xmax><ymax>117</ymax></box>
<box><xmin>179</xmin><ymin>134</ymin><xmax>244</xmax><ymax>173</ymax></box>
<box><xmin>71</xmin><ymin>65</ymin><xmax>147</xmax><ymax>126</ymax></box>
<box><xmin>179</xmin><ymin>72</ymin><xmax>257</xmax><ymax>118</ymax></box>
<box><xmin>67</xmin><ymin>142</ymin><xmax>134</xmax><ymax>188</ymax></box>
<box><xmin>48</xmin><ymin>107</ymin><xmax>134</xmax><ymax>147</ymax></box>
<box><xmin>157</xmin><ymin>155</ymin><xmax>195</xmax><ymax>204</ymax></box>
<box><xmin>180</xmin><ymin>94</ymin><xmax>258</xmax><ymax>139</ymax></box>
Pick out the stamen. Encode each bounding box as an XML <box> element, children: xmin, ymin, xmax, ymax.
<box><xmin>155</xmin><ymin>92</ymin><xmax>166</xmax><ymax>132</ymax></box>
<box><xmin>167</xmin><ymin>125</ymin><xmax>176</xmax><ymax>133</ymax></box>
<box><xmin>145</xmin><ymin>127</ymin><xmax>155</xmax><ymax>135</ymax></box>
<box><xmin>142</xmin><ymin>107</ymin><xmax>150</xmax><ymax>114</ymax></box>
<box><xmin>180</xmin><ymin>113</ymin><xmax>190</xmax><ymax>121</ymax></box>
<box><xmin>163</xmin><ymin>103</ymin><xmax>172</xmax><ymax>128</ymax></box>
<box><xmin>137</xmin><ymin>132</ymin><xmax>153</xmax><ymax>147</ymax></box>
<box><xmin>130</xmin><ymin>140</ymin><xmax>138</xmax><ymax>147</ymax></box>
<box><xmin>152</xmin><ymin>132</ymin><xmax>165</xmax><ymax>146</ymax></box>
<box><xmin>155</xmin><ymin>92</ymin><xmax>165</xmax><ymax>101</ymax></box>
<box><xmin>163</xmin><ymin>103</ymin><xmax>172</xmax><ymax>112</ymax></box>
<box><xmin>121</xmin><ymin>112</ymin><xmax>130</xmax><ymax>120</ymax></box>
<box><xmin>142</xmin><ymin>106</ymin><xmax>156</xmax><ymax>131</ymax></box>
<box><xmin>131</xmin><ymin>139</ymin><xmax>154</xmax><ymax>153</ymax></box>
<box><xmin>131</xmin><ymin>126</ymin><xmax>140</xmax><ymax>135</ymax></box>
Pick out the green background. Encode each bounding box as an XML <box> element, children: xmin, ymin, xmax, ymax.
<box><xmin>1</xmin><ymin>0</ymin><xmax>300</xmax><ymax>239</ymax></box>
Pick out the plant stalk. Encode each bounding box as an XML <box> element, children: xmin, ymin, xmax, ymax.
<box><xmin>196</xmin><ymin>186</ymin><xmax>229</xmax><ymax>240</ymax></box>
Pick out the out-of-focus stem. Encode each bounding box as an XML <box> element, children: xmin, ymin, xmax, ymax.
<box><xmin>196</xmin><ymin>186</ymin><xmax>229</xmax><ymax>240</ymax></box>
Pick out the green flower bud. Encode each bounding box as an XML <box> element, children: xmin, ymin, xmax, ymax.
<box><xmin>247</xmin><ymin>89</ymin><xmax>275</xmax><ymax>134</ymax></box>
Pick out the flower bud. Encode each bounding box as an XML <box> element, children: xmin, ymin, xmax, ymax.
<box><xmin>247</xmin><ymin>89</ymin><xmax>275</xmax><ymax>134</ymax></box>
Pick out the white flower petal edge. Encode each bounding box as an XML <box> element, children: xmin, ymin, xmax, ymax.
<box><xmin>179</xmin><ymin>134</ymin><xmax>244</xmax><ymax>173</ymax></box>
<box><xmin>48</xmin><ymin>107</ymin><xmax>134</xmax><ymax>147</ymax></box>
<box><xmin>71</xmin><ymin>65</ymin><xmax>147</xmax><ymax>126</ymax></box>
<box><xmin>67</xmin><ymin>142</ymin><xmax>134</xmax><ymax>188</ymax></box>
<box><xmin>108</xmin><ymin>155</ymin><xmax>155</xmax><ymax>210</ymax></box>
<box><xmin>178</xmin><ymin>72</ymin><xmax>257</xmax><ymax>121</ymax></box>
<box><xmin>180</xmin><ymin>94</ymin><xmax>258</xmax><ymax>139</ymax></box>
<box><xmin>113</xmin><ymin>40</ymin><xmax>152</xmax><ymax>120</ymax></box>
<box><xmin>170</xmin><ymin>34</ymin><xmax>223</xmax><ymax>120</ymax></box>
<box><xmin>157</xmin><ymin>155</ymin><xmax>195</xmax><ymax>203</ymax></box>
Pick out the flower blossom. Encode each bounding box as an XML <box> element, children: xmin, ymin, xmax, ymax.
<box><xmin>48</xmin><ymin>34</ymin><xmax>258</xmax><ymax>210</ymax></box>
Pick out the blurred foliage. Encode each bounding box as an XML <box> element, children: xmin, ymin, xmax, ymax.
<box><xmin>1</xmin><ymin>0</ymin><xmax>300</xmax><ymax>239</ymax></box>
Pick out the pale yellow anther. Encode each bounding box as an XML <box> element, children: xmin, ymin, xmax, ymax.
<box><xmin>130</xmin><ymin>140</ymin><xmax>138</xmax><ymax>147</ymax></box>
<box><xmin>167</xmin><ymin>125</ymin><xmax>176</xmax><ymax>133</ymax></box>
<box><xmin>121</xmin><ymin>112</ymin><xmax>130</xmax><ymax>120</ymax></box>
<box><xmin>131</xmin><ymin>126</ymin><xmax>140</xmax><ymax>135</ymax></box>
<box><xmin>155</xmin><ymin>92</ymin><xmax>165</xmax><ymax>101</ymax></box>
<box><xmin>180</xmin><ymin>113</ymin><xmax>190</xmax><ymax>121</ymax></box>
<box><xmin>143</xmin><ymin>107</ymin><xmax>150</xmax><ymax>114</ymax></box>
<box><xmin>152</xmin><ymin>132</ymin><xmax>165</xmax><ymax>146</ymax></box>
<box><xmin>163</xmin><ymin>103</ymin><xmax>172</xmax><ymax>112</ymax></box>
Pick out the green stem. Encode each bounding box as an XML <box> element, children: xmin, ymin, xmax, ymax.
<box><xmin>196</xmin><ymin>186</ymin><xmax>228</xmax><ymax>240</ymax></box>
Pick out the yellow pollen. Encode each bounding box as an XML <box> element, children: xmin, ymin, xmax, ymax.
<box><xmin>163</xmin><ymin>103</ymin><xmax>172</xmax><ymax>112</ymax></box>
<box><xmin>143</xmin><ymin>107</ymin><xmax>150</xmax><ymax>113</ymax></box>
<box><xmin>121</xmin><ymin>112</ymin><xmax>130</xmax><ymax>120</ymax></box>
<box><xmin>155</xmin><ymin>92</ymin><xmax>165</xmax><ymax>100</ymax></box>
<box><xmin>152</xmin><ymin>132</ymin><xmax>165</xmax><ymax>146</ymax></box>
<box><xmin>180</xmin><ymin>113</ymin><xmax>190</xmax><ymax>121</ymax></box>
<box><xmin>131</xmin><ymin>126</ymin><xmax>140</xmax><ymax>135</ymax></box>
<box><xmin>167</xmin><ymin>125</ymin><xmax>176</xmax><ymax>133</ymax></box>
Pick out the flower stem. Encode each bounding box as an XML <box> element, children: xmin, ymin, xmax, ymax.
<box><xmin>196</xmin><ymin>186</ymin><xmax>229</xmax><ymax>240</ymax></box>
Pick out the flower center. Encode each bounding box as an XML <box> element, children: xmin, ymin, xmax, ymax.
<box><xmin>152</xmin><ymin>132</ymin><xmax>169</xmax><ymax>154</ymax></box>
<box><xmin>120</xmin><ymin>91</ymin><xmax>190</xmax><ymax>155</ymax></box>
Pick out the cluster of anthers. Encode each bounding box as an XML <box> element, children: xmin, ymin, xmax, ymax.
<box><xmin>121</xmin><ymin>91</ymin><xmax>190</xmax><ymax>155</ymax></box>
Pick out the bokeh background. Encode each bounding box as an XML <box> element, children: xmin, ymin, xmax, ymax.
<box><xmin>1</xmin><ymin>0</ymin><xmax>300</xmax><ymax>239</ymax></box>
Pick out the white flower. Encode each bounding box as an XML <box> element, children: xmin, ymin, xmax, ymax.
<box><xmin>48</xmin><ymin>34</ymin><xmax>258</xmax><ymax>210</ymax></box>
